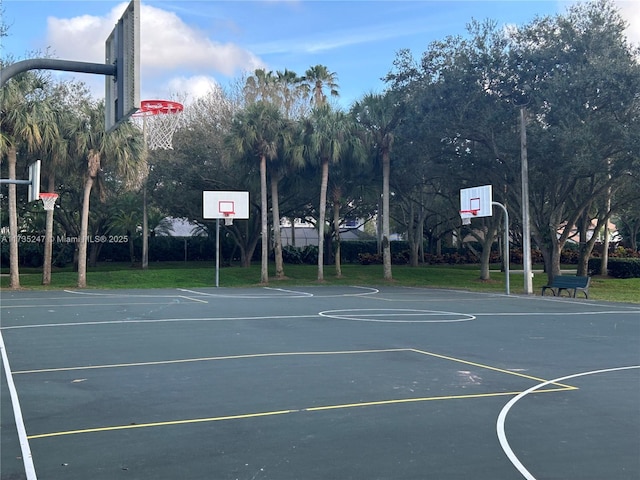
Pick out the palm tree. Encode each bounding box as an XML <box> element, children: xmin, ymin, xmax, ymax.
<box><xmin>108</xmin><ymin>192</ymin><xmax>142</xmax><ymax>266</ymax></box>
<box><xmin>40</xmin><ymin>83</ymin><xmax>88</xmax><ymax>284</ymax></box>
<box><xmin>352</xmin><ymin>93</ymin><xmax>403</xmax><ymax>281</ymax></box>
<box><xmin>303</xmin><ymin>105</ymin><xmax>360</xmax><ymax>281</ymax></box>
<box><xmin>275</xmin><ymin>69</ymin><xmax>309</xmax><ymax>119</ymax></box>
<box><xmin>303</xmin><ymin>65</ymin><xmax>339</xmax><ymax>107</ymax></box>
<box><xmin>243</xmin><ymin>69</ymin><xmax>276</xmax><ymax>105</ymax></box>
<box><xmin>39</xmin><ymin>114</ymin><xmax>69</xmax><ymax>285</ymax></box>
<box><xmin>226</xmin><ymin>101</ymin><xmax>286</xmax><ymax>284</ymax></box>
<box><xmin>0</xmin><ymin>69</ymin><xmax>57</xmax><ymax>289</ymax></box>
<box><xmin>74</xmin><ymin>101</ymin><xmax>145</xmax><ymax>287</ymax></box>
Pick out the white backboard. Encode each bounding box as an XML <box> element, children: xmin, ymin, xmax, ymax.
<box><xmin>460</xmin><ymin>185</ymin><xmax>493</xmax><ymax>219</ymax></box>
<box><xmin>203</xmin><ymin>191</ymin><xmax>249</xmax><ymax>219</ymax></box>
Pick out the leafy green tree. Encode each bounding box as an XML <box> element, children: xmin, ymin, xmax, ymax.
<box><xmin>38</xmin><ymin>80</ymin><xmax>91</xmax><ymax>284</ymax></box>
<box><xmin>227</xmin><ymin>101</ymin><xmax>287</xmax><ymax>283</ymax></box>
<box><xmin>389</xmin><ymin>24</ymin><xmax>519</xmax><ymax>279</ymax></box>
<box><xmin>509</xmin><ymin>0</ymin><xmax>640</xmax><ymax>280</ymax></box>
<box><xmin>108</xmin><ymin>192</ymin><xmax>141</xmax><ymax>266</ymax></box>
<box><xmin>352</xmin><ymin>93</ymin><xmax>403</xmax><ymax>280</ymax></box>
<box><xmin>243</xmin><ymin>69</ymin><xmax>306</xmax><ymax>278</ymax></box>
<box><xmin>74</xmin><ymin>101</ymin><xmax>145</xmax><ymax>287</ymax></box>
<box><xmin>303</xmin><ymin>65</ymin><xmax>339</xmax><ymax>107</ymax></box>
<box><xmin>302</xmin><ymin>105</ymin><xmax>361</xmax><ymax>280</ymax></box>
<box><xmin>0</xmin><ymin>68</ymin><xmax>57</xmax><ymax>288</ymax></box>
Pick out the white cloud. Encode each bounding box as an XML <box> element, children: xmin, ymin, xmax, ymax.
<box><xmin>615</xmin><ymin>0</ymin><xmax>640</xmax><ymax>45</ymax></box>
<box><xmin>165</xmin><ymin>75</ymin><xmax>220</xmax><ymax>102</ymax></box>
<box><xmin>45</xmin><ymin>2</ymin><xmax>264</xmax><ymax>101</ymax></box>
<box><xmin>140</xmin><ymin>4</ymin><xmax>263</xmax><ymax>75</ymax></box>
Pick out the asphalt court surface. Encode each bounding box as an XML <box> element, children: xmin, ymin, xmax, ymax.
<box><xmin>1</xmin><ymin>285</ymin><xmax>639</xmax><ymax>479</ymax></box>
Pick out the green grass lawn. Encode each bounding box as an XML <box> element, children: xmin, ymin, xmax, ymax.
<box><xmin>2</xmin><ymin>261</ymin><xmax>638</xmax><ymax>304</ymax></box>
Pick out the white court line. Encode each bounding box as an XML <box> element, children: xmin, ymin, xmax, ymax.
<box><xmin>178</xmin><ymin>286</ymin><xmax>379</xmax><ymax>299</ymax></box>
<box><xmin>0</xmin><ymin>314</ymin><xmax>321</xmax><ymax>330</ymax></box>
<box><xmin>496</xmin><ymin>365</ymin><xmax>640</xmax><ymax>480</ymax></box>
<box><xmin>65</xmin><ymin>290</ymin><xmax>209</xmax><ymax>304</ymax></box>
<box><xmin>263</xmin><ymin>287</ymin><xmax>313</xmax><ymax>297</ymax></box>
<box><xmin>319</xmin><ymin>308</ymin><xmax>475</xmax><ymax>323</ymax></box>
<box><xmin>0</xmin><ymin>330</ymin><xmax>38</xmax><ymax>480</ymax></box>
<box><xmin>177</xmin><ymin>288</ymin><xmax>305</xmax><ymax>299</ymax></box>
<box><xmin>475</xmin><ymin>310</ymin><xmax>640</xmax><ymax>316</ymax></box>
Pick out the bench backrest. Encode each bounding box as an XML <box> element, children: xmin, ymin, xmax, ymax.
<box><xmin>552</xmin><ymin>276</ymin><xmax>590</xmax><ymax>288</ymax></box>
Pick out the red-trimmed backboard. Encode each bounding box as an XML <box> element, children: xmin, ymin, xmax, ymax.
<box><xmin>203</xmin><ymin>191</ymin><xmax>249</xmax><ymax>219</ymax></box>
<box><xmin>460</xmin><ymin>185</ymin><xmax>493</xmax><ymax>219</ymax></box>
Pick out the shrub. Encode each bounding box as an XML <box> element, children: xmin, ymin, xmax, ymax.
<box><xmin>282</xmin><ymin>245</ymin><xmax>303</xmax><ymax>264</ymax></box>
<box><xmin>607</xmin><ymin>258</ymin><xmax>640</xmax><ymax>278</ymax></box>
<box><xmin>358</xmin><ymin>253</ymin><xmax>382</xmax><ymax>265</ymax></box>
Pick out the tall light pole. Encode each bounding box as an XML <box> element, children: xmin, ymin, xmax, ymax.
<box><xmin>520</xmin><ymin>106</ymin><xmax>533</xmax><ymax>294</ymax></box>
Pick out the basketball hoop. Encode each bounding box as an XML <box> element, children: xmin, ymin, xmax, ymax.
<box><xmin>40</xmin><ymin>192</ymin><xmax>59</xmax><ymax>211</ymax></box>
<box><xmin>131</xmin><ymin>100</ymin><xmax>184</xmax><ymax>150</ymax></box>
<box><xmin>460</xmin><ymin>209</ymin><xmax>480</xmax><ymax>216</ymax></box>
<box><xmin>223</xmin><ymin>213</ymin><xmax>234</xmax><ymax>226</ymax></box>
<box><xmin>460</xmin><ymin>209</ymin><xmax>479</xmax><ymax>226</ymax></box>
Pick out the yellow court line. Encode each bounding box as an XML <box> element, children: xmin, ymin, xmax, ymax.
<box><xmin>409</xmin><ymin>348</ymin><xmax>577</xmax><ymax>390</ymax></box>
<box><xmin>14</xmin><ymin>348</ymin><xmax>411</xmax><ymax>375</ymax></box>
<box><xmin>27</xmin><ymin>410</ymin><xmax>294</xmax><ymax>439</ymax></box>
<box><xmin>304</xmin><ymin>387</ymin><xmax>575</xmax><ymax>411</ymax></box>
<box><xmin>28</xmin><ymin>386</ymin><xmax>575</xmax><ymax>440</ymax></box>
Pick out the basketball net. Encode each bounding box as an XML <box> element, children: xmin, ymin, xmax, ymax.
<box><xmin>40</xmin><ymin>193</ymin><xmax>59</xmax><ymax>211</ymax></box>
<box><xmin>132</xmin><ymin>100</ymin><xmax>184</xmax><ymax>150</ymax></box>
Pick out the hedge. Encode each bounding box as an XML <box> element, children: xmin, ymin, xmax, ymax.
<box><xmin>609</xmin><ymin>259</ymin><xmax>640</xmax><ymax>278</ymax></box>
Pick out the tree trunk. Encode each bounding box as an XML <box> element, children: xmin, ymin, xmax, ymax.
<box><xmin>317</xmin><ymin>159</ymin><xmax>329</xmax><ymax>281</ymax></box>
<box><xmin>382</xmin><ymin>151</ymin><xmax>392</xmax><ymax>280</ymax></box>
<box><xmin>42</xmin><ymin>175</ymin><xmax>56</xmax><ymax>285</ymax></box>
<box><xmin>479</xmin><ymin>250</ymin><xmax>492</xmax><ymax>280</ymax></box>
<box><xmin>544</xmin><ymin>226</ymin><xmax>563</xmax><ymax>283</ymax></box>
<box><xmin>480</xmin><ymin>224</ymin><xmax>499</xmax><ymax>280</ymax></box>
<box><xmin>600</xmin><ymin>188</ymin><xmax>612</xmax><ymax>276</ymax></box>
<box><xmin>128</xmin><ymin>231</ymin><xmax>136</xmax><ymax>266</ymax></box>
<box><xmin>332</xmin><ymin>190</ymin><xmax>342</xmax><ymax>278</ymax></box>
<box><xmin>260</xmin><ymin>155</ymin><xmax>269</xmax><ymax>284</ymax></box>
<box><xmin>142</xmin><ymin>184</ymin><xmax>148</xmax><ymax>269</ymax></box>
<box><xmin>77</xmin><ymin>151</ymin><xmax>100</xmax><ymax>288</ymax></box>
<box><xmin>576</xmin><ymin>211</ymin><xmax>590</xmax><ymax>277</ymax></box>
<box><xmin>271</xmin><ymin>174</ymin><xmax>284</xmax><ymax>279</ymax></box>
<box><xmin>7</xmin><ymin>147</ymin><xmax>20</xmax><ymax>289</ymax></box>
<box><xmin>601</xmin><ymin>222</ymin><xmax>610</xmax><ymax>276</ymax></box>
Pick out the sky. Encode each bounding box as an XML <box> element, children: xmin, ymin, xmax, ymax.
<box><xmin>1</xmin><ymin>0</ymin><xmax>639</xmax><ymax>108</ymax></box>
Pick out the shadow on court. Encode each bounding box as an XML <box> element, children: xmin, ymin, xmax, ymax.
<box><xmin>1</xmin><ymin>286</ymin><xmax>639</xmax><ymax>479</ymax></box>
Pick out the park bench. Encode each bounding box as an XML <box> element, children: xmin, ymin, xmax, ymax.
<box><xmin>541</xmin><ymin>275</ymin><xmax>591</xmax><ymax>299</ymax></box>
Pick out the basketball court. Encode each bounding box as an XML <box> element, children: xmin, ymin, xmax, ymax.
<box><xmin>2</xmin><ymin>2</ymin><xmax>638</xmax><ymax>478</ymax></box>
<box><xmin>1</xmin><ymin>286</ymin><xmax>638</xmax><ymax>479</ymax></box>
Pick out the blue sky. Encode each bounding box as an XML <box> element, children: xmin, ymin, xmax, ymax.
<box><xmin>2</xmin><ymin>1</ymin><xmax>639</xmax><ymax>108</ymax></box>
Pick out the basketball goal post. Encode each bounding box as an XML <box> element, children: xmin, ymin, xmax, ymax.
<box><xmin>460</xmin><ymin>185</ymin><xmax>510</xmax><ymax>295</ymax></box>
<box><xmin>203</xmin><ymin>191</ymin><xmax>250</xmax><ymax>287</ymax></box>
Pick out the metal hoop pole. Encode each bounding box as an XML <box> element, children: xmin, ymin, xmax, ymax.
<box><xmin>492</xmin><ymin>201</ymin><xmax>510</xmax><ymax>295</ymax></box>
<box><xmin>215</xmin><ymin>218</ymin><xmax>220</xmax><ymax>288</ymax></box>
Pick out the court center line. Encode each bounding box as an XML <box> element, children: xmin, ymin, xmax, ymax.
<box><xmin>0</xmin><ymin>330</ymin><xmax>38</xmax><ymax>479</ymax></box>
<box><xmin>496</xmin><ymin>365</ymin><xmax>640</xmax><ymax>480</ymax></box>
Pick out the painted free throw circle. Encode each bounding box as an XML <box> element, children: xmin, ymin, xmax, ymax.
<box><xmin>318</xmin><ymin>309</ymin><xmax>475</xmax><ymax>323</ymax></box>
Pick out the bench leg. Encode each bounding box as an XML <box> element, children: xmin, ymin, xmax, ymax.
<box><xmin>541</xmin><ymin>287</ymin><xmax>557</xmax><ymax>296</ymax></box>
